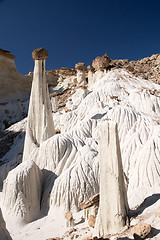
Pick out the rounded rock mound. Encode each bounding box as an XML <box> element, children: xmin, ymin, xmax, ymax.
<box><xmin>32</xmin><ymin>48</ymin><xmax>48</xmax><ymax>60</ymax></box>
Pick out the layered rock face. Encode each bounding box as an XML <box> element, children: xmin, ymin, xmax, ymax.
<box><xmin>0</xmin><ymin>49</ymin><xmax>31</xmax><ymax>102</ymax></box>
<box><xmin>0</xmin><ymin>49</ymin><xmax>31</xmax><ymax>132</ymax></box>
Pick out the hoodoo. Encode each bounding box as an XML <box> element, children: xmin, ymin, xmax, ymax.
<box><xmin>23</xmin><ymin>48</ymin><xmax>55</xmax><ymax>161</ymax></box>
<box><xmin>95</xmin><ymin>121</ymin><xmax>128</xmax><ymax>237</ymax></box>
<box><xmin>87</xmin><ymin>65</ymin><xmax>95</xmax><ymax>88</ymax></box>
<box><xmin>75</xmin><ymin>62</ymin><xmax>87</xmax><ymax>86</ymax></box>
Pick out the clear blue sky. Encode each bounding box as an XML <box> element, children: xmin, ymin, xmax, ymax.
<box><xmin>0</xmin><ymin>0</ymin><xmax>160</xmax><ymax>74</ymax></box>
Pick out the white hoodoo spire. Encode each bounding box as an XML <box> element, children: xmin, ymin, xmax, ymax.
<box><xmin>95</xmin><ymin>121</ymin><xmax>128</xmax><ymax>237</ymax></box>
<box><xmin>23</xmin><ymin>48</ymin><xmax>55</xmax><ymax>161</ymax></box>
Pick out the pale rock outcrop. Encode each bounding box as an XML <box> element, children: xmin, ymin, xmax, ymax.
<box><xmin>66</xmin><ymin>87</ymin><xmax>89</xmax><ymax>110</ymax></box>
<box><xmin>95</xmin><ymin>121</ymin><xmax>128</xmax><ymax>237</ymax></box>
<box><xmin>92</xmin><ymin>53</ymin><xmax>110</xmax><ymax>71</ymax></box>
<box><xmin>87</xmin><ymin>65</ymin><xmax>95</xmax><ymax>88</ymax></box>
<box><xmin>23</xmin><ymin>48</ymin><xmax>55</xmax><ymax>161</ymax></box>
<box><xmin>0</xmin><ymin>49</ymin><xmax>31</xmax><ymax>131</ymax></box>
<box><xmin>31</xmin><ymin>134</ymin><xmax>79</xmax><ymax>174</ymax></box>
<box><xmin>0</xmin><ymin>49</ymin><xmax>31</xmax><ymax>102</ymax></box>
<box><xmin>49</xmin><ymin>145</ymin><xmax>99</xmax><ymax>212</ymax></box>
<box><xmin>75</xmin><ymin>62</ymin><xmax>87</xmax><ymax>86</ymax></box>
<box><xmin>0</xmin><ymin>208</ymin><xmax>12</xmax><ymax>240</ymax></box>
<box><xmin>51</xmin><ymin>96</ymin><xmax>58</xmax><ymax>112</ymax></box>
<box><xmin>1</xmin><ymin>160</ymin><xmax>42</xmax><ymax>224</ymax></box>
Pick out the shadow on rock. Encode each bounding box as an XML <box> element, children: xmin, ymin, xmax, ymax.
<box><xmin>147</xmin><ymin>227</ymin><xmax>160</xmax><ymax>238</ymax></box>
<box><xmin>130</xmin><ymin>194</ymin><xmax>160</xmax><ymax>217</ymax></box>
<box><xmin>40</xmin><ymin>169</ymin><xmax>58</xmax><ymax>215</ymax></box>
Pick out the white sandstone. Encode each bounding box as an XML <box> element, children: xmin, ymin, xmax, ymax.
<box><xmin>87</xmin><ymin>65</ymin><xmax>95</xmax><ymax>88</ymax></box>
<box><xmin>51</xmin><ymin>96</ymin><xmax>58</xmax><ymax>112</ymax></box>
<box><xmin>0</xmin><ymin>69</ymin><xmax>160</xmax><ymax>239</ymax></box>
<box><xmin>1</xmin><ymin>160</ymin><xmax>42</xmax><ymax>225</ymax></box>
<box><xmin>95</xmin><ymin>121</ymin><xmax>128</xmax><ymax>237</ymax></box>
<box><xmin>22</xmin><ymin>55</ymin><xmax>55</xmax><ymax>161</ymax></box>
<box><xmin>75</xmin><ymin>62</ymin><xmax>87</xmax><ymax>86</ymax></box>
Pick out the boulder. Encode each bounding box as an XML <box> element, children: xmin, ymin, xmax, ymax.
<box><xmin>32</xmin><ymin>48</ymin><xmax>48</xmax><ymax>60</ymax></box>
<box><xmin>92</xmin><ymin>53</ymin><xmax>110</xmax><ymax>71</ymax></box>
<box><xmin>131</xmin><ymin>223</ymin><xmax>151</xmax><ymax>239</ymax></box>
<box><xmin>75</xmin><ymin>62</ymin><xmax>85</xmax><ymax>71</ymax></box>
<box><xmin>88</xmin><ymin>215</ymin><xmax>96</xmax><ymax>228</ymax></box>
<box><xmin>80</xmin><ymin>193</ymin><xmax>99</xmax><ymax>209</ymax></box>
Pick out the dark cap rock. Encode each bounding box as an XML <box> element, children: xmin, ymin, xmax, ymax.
<box><xmin>32</xmin><ymin>48</ymin><xmax>48</xmax><ymax>60</ymax></box>
<box><xmin>75</xmin><ymin>62</ymin><xmax>85</xmax><ymax>71</ymax></box>
<box><xmin>92</xmin><ymin>53</ymin><xmax>110</xmax><ymax>71</ymax></box>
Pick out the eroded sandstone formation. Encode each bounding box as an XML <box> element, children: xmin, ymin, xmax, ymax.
<box><xmin>0</xmin><ymin>48</ymin><xmax>31</xmax><ymax>102</ymax></box>
<box><xmin>108</xmin><ymin>54</ymin><xmax>160</xmax><ymax>84</ymax></box>
<box><xmin>87</xmin><ymin>65</ymin><xmax>95</xmax><ymax>88</ymax></box>
<box><xmin>95</xmin><ymin>121</ymin><xmax>128</xmax><ymax>237</ymax></box>
<box><xmin>75</xmin><ymin>62</ymin><xmax>87</xmax><ymax>86</ymax></box>
<box><xmin>92</xmin><ymin>53</ymin><xmax>110</xmax><ymax>71</ymax></box>
<box><xmin>2</xmin><ymin>160</ymin><xmax>42</xmax><ymax>224</ymax></box>
<box><xmin>22</xmin><ymin>48</ymin><xmax>55</xmax><ymax>161</ymax></box>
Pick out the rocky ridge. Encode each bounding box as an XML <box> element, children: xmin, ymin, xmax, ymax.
<box><xmin>109</xmin><ymin>54</ymin><xmax>160</xmax><ymax>84</ymax></box>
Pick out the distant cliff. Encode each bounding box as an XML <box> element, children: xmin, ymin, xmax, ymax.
<box><xmin>0</xmin><ymin>48</ymin><xmax>31</xmax><ymax>102</ymax></box>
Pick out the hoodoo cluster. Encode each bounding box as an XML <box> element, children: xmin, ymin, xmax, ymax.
<box><xmin>23</xmin><ymin>48</ymin><xmax>129</xmax><ymax>237</ymax></box>
<box><xmin>0</xmin><ymin>48</ymin><xmax>160</xmax><ymax>240</ymax></box>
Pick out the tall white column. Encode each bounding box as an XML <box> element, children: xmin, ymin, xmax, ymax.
<box><xmin>87</xmin><ymin>65</ymin><xmax>95</xmax><ymax>88</ymax></box>
<box><xmin>95</xmin><ymin>121</ymin><xmax>128</xmax><ymax>237</ymax></box>
<box><xmin>75</xmin><ymin>62</ymin><xmax>87</xmax><ymax>87</ymax></box>
<box><xmin>23</xmin><ymin>48</ymin><xmax>55</xmax><ymax>161</ymax></box>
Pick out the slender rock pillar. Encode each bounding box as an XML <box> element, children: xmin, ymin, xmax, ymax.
<box><xmin>87</xmin><ymin>65</ymin><xmax>95</xmax><ymax>88</ymax></box>
<box><xmin>95</xmin><ymin>121</ymin><xmax>128</xmax><ymax>237</ymax></box>
<box><xmin>51</xmin><ymin>95</ymin><xmax>58</xmax><ymax>112</ymax></box>
<box><xmin>23</xmin><ymin>48</ymin><xmax>55</xmax><ymax>161</ymax></box>
<box><xmin>75</xmin><ymin>62</ymin><xmax>87</xmax><ymax>86</ymax></box>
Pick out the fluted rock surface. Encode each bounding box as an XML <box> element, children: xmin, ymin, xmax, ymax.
<box><xmin>2</xmin><ymin>160</ymin><xmax>42</xmax><ymax>224</ymax></box>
